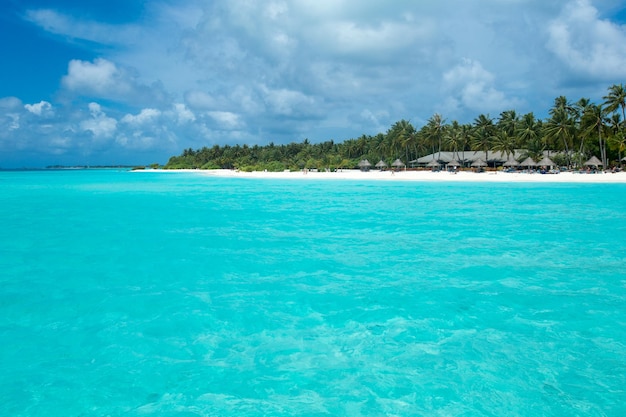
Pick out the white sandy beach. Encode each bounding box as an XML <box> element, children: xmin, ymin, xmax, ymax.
<box><xmin>146</xmin><ymin>168</ymin><xmax>626</xmax><ymax>183</ymax></box>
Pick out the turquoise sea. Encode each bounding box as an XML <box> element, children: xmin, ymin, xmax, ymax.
<box><xmin>1</xmin><ymin>169</ymin><xmax>625</xmax><ymax>416</ymax></box>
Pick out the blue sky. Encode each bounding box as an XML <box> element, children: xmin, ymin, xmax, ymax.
<box><xmin>1</xmin><ymin>0</ymin><xmax>626</xmax><ymax>167</ymax></box>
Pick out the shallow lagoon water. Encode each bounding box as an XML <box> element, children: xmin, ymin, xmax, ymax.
<box><xmin>1</xmin><ymin>170</ymin><xmax>625</xmax><ymax>416</ymax></box>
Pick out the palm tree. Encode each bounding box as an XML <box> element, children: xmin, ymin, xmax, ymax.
<box><xmin>581</xmin><ymin>104</ymin><xmax>609</xmax><ymax>167</ymax></box>
<box><xmin>516</xmin><ymin>112</ymin><xmax>541</xmax><ymax>149</ymax></box>
<box><xmin>458</xmin><ymin>123</ymin><xmax>472</xmax><ymax>167</ymax></box>
<box><xmin>573</xmin><ymin>98</ymin><xmax>592</xmax><ymax>159</ymax></box>
<box><xmin>497</xmin><ymin>110</ymin><xmax>518</xmax><ymax>137</ymax></box>
<box><xmin>609</xmin><ymin>135</ymin><xmax>626</xmax><ymax>167</ymax></box>
<box><xmin>471</xmin><ymin>114</ymin><xmax>495</xmax><ymax>168</ymax></box>
<box><xmin>544</xmin><ymin>107</ymin><xmax>575</xmax><ymax>167</ymax></box>
<box><xmin>397</xmin><ymin>120</ymin><xmax>417</xmax><ymax>162</ymax></box>
<box><xmin>444</xmin><ymin>121</ymin><xmax>463</xmax><ymax>163</ymax></box>
<box><xmin>425</xmin><ymin>114</ymin><xmax>446</xmax><ymax>160</ymax></box>
<box><xmin>375</xmin><ymin>135</ymin><xmax>390</xmax><ymax>160</ymax></box>
<box><xmin>524</xmin><ymin>137</ymin><xmax>546</xmax><ymax>162</ymax></box>
<box><xmin>414</xmin><ymin>130</ymin><xmax>430</xmax><ymax>160</ymax></box>
<box><xmin>492</xmin><ymin>130</ymin><xmax>517</xmax><ymax>161</ymax></box>
<box><xmin>604</xmin><ymin>84</ymin><xmax>626</xmax><ymax>126</ymax></box>
<box><xmin>355</xmin><ymin>135</ymin><xmax>368</xmax><ymax>158</ymax></box>
<box><xmin>608</xmin><ymin>113</ymin><xmax>624</xmax><ymax>166</ymax></box>
<box><xmin>402</xmin><ymin>131</ymin><xmax>418</xmax><ymax>163</ymax></box>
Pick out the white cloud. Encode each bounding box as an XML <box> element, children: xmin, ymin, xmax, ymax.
<box><xmin>0</xmin><ymin>98</ymin><xmax>23</xmax><ymax>132</ymax></box>
<box><xmin>442</xmin><ymin>59</ymin><xmax>519</xmax><ymax>114</ymax></box>
<box><xmin>24</xmin><ymin>101</ymin><xmax>54</xmax><ymax>117</ymax></box>
<box><xmin>260</xmin><ymin>85</ymin><xmax>317</xmax><ymax>116</ymax></box>
<box><xmin>121</xmin><ymin>108</ymin><xmax>162</xmax><ymax>125</ymax></box>
<box><xmin>81</xmin><ymin>102</ymin><xmax>117</xmax><ymax>138</ymax></box>
<box><xmin>62</xmin><ymin>59</ymin><xmax>131</xmax><ymax>96</ymax></box>
<box><xmin>184</xmin><ymin>91</ymin><xmax>217</xmax><ymax>110</ymax></box>
<box><xmin>0</xmin><ymin>97</ymin><xmax>22</xmax><ymax>110</ymax></box>
<box><xmin>207</xmin><ymin>111</ymin><xmax>243</xmax><ymax>129</ymax></box>
<box><xmin>547</xmin><ymin>0</ymin><xmax>626</xmax><ymax>79</ymax></box>
<box><xmin>61</xmin><ymin>58</ymin><xmax>168</xmax><ymax>106</ymax></box>
<box><xmin>25</xmin><ymin>8</ymin><xmax>140</xmax><ymax>46</ymax></box>
<box><xmin>172</xmin><ymin>103</ymin><xmax>196</xmax><ymax>124</ymax></box>
<box><xmin>5</xmin><ymin>0</ymin><xmax>626</xmax><ymax>167</ymax></box>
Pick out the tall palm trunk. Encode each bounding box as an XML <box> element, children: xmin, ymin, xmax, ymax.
<box><xmin>598</xmin><ymin>124</ymin><xmax>606</xmax><ymax>168</ymax></box>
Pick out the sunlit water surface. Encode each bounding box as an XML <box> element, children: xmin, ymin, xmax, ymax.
<box><xmin>1</xmin><ymin>170</ymin><xmax>625</xmax><ymax>416</ymax></box>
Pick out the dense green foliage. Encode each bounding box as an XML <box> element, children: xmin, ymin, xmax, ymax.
<box><xmin>165</xmin><ymin>84</ymin><xmax>626</xmax><ymax>171</ymax></box>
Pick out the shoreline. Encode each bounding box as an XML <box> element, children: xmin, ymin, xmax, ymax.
<box><xmin>140</xmin><ymin>169</ymin><xmax>626</xmax><ymax>183</ymax></box>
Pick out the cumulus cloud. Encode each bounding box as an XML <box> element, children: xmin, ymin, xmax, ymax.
<box><xmin>61</xmin><ymin>58</ymin><xmax>168</xmax><ymax>106</ymax></box>
<box><xmin>184</xmin><ymin>91</ymin><xmax>218</xmax><ymax>110</ymax></box>
<box><xmin>0</xmin><ymin>97</ymin><xmax>23</xmax><ymax>110</ymax></box>
<box><xmin>4</xmin><ymin>0</ymin><xmax>626</xmax><ymax>167</ymax></box>
<box><xmin>172</xmin><ymin>103</ymin><xmax>195</xmax><ymax>124</ymax></box>
<box><xmin>121</xmin><ymin>108</ymin><xmax>162</xmax><ymax>125</ymax></box>
<box><xmin>442</xmin><ymin>59</ymin><xmax>519</xmax><ymax>114</ymax></box>
<box><xmin>25</xmin><ymin>8</ymin><xmax>139</xmax><ymax>46</ymax></box>
<box><xmin>81</xmin><ymin>102</ymin><xmax>117</xmax><ymax>139</ymax></box>
<box><xmin>24</xmin><ymin>101</ymin><xmax>54</xmax><ymax>117</ymax></box>
<box><xmin>0</xmin><ymin>97</ymin><xmax>23</xmax><ymax>133</ymax></box>
<box><xmin>259</xmin><ymin>85</ymin><xmax>317</xmax><ymax>117</ymax></box>
<box><xmin>63</xmin><ymin>59</ymin><xmax>133</xmax><ymax>97</ymax></box>
<box><xmin>547</xmin><ymin>0</ymin><xmax>626</xmax><ymax>80</ymax></box>
<box><xmin>207</xmin><ymin>111</ymin><xmax>243</xmax><ymax>129</ymax></box>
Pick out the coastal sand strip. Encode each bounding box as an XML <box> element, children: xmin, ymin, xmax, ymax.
<box><xmin>142</xmin><ymin>169</ymin><xmax>626</xmax><ymax>183</ymax></box>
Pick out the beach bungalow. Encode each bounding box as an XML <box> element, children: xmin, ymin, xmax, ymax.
<box><xmin>391</xmin><ymin>159</ymin><xmax>405</xmax><ymax>171</ymax></box>
<box><xmin>358</xmin><ymin>159</ymin><xmax>372</xmax><ymax>172</ymax></box>
<box><xmin>411</xmin><ymin>150</ymin><xmax>568</xmax><ymax>170</ymax></box>
<box><xmin>585</xmin><ymin>156</ymin><xmax>603</xmax><ymax>168</ymax></box>
<box><xmin>537</xmin><ymin>156</ymin><xmax>556</xmax><ymax>168</ymax></box>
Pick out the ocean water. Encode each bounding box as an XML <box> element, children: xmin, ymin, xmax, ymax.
<box><xmin>1</xmin><ymin>169</ymin><xmax>625</xmax><ymax>416</ymax></box>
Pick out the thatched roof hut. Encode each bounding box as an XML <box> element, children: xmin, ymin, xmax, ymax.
<box><xmin>391</xmin><ymin>159</ymin><xmax>405</xmax><ymax>170</ymax></box>
<box><xmin>358</xmin><ymin>159</ymin><xmax>372</xmax><ymax>171</ymax></box>
<box><xmin>520</xmin><ymin>157</ymin><xmax>537</xmax><ymax>167</ymax></box>
<box><xmin>503</xmin><ymin>157</ymin><xmax>519</xmax><ymax>167</ymax></box>
<box><xmin>471</xmin><ymin>159</ymin><xmax>487</xmax><ymax>167</ymax></box>
<box><xmin>537</xmin><ymin>156</ymin><xmax>555</xmax><ymax>167</ymax></box>
<box><xmin>584</xmin><ymin>156</ymin><xmax>603</xmax><ymax>167</ymax></box>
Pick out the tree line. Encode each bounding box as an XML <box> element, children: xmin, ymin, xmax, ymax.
<box><xmin>164</xmin><ymin>84</ymin><xmax>626</xmax><ymax>171</ymax></box>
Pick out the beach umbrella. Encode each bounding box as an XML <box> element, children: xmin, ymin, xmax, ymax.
<box><xmin>392</xmin><ymin>158</ymin><xmax>405</xmax><ymax>169</ymax></box>
<box><xmin>471</xmin><ymin>159</ymin><xmax>487</xmax><ymax>167</ymax></box>
<box><xmin>358</xmin><ymin>159</ymin><xmax>372</xmax><ymax>171</ymax></box>
<box><xmin>426</xmin><ymin>159</ymin><xmax>440</xmax><ymax>167</ymax></box>
<box><xmin>375</xmin><ymin>160</ymin><xmax>387</xmax><ymax>170</ymax></box>
<box><xmin>447</xmin><ymin>159</ymin><xmax>461</xmax><ymax>167</ymax></box>
<box><xmin>503</xmin><ymin>157</ymin><xmax>519</xmax><ymax>167</ymax></box>
<box><xmin>584</xmin><ymin>156</ymin><xmax>603</xmax><ymax>167</ymax></box>
<box><xmin>537</xmin><ymin>156</ymin><xmax>555</xmax><ymax>167</ymax></box>
<box><xmin>520</xmin><ymin>157</ymin><xmax>537</xmax><ymax>168</ymax></box>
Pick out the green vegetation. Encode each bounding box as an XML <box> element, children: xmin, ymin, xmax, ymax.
<box><xmin>165</xmin><ymin>84</ymin><xmax>626</xmax><ymax>171</ymax></box>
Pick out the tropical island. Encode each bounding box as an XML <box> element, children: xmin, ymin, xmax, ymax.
<box><xmin>164</xmin><ymin>84</ymin><xmax>626</xmax><ymax>172</ymax></box>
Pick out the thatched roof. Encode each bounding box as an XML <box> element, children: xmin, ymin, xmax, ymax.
<box><xmin>584</xmin><ymin>156</ymin><xmax>603</xmax><ymax>166</ymax></box>
<box><xmin>471</xmin><ymin>159</ymin><xmax>487</xmax><ymax>167</ymax></box>
<box><xmin>520</xmin><ymin>157</ymin><xmax>537</xmax><ymax>167</ymax></box>
<box><xmin>503</xmin><ymin>158</ymin><xmax>519</xmax><ymax>166</ymax></box>
<box><xmin>358</xmin><ymin>159</ymin><xmax>372</xmax><ymax>167</ymax></box>
<box><xmin>392</xmin><ymin>158</ymin><xmax>405</xmax><ymax>167</ymax></box>
<box><xmin>375</xmin><ymin>160</ymin><xmax>387</xmax><ymax>168</ymax></box>
<box><xmin>426</xmin><ymin>159</ymin><xmax>440</xmax><ymax>167</ymax></box>
<box><xmin>447</xmin><ymin>159</ymin><xmax>461</xmax><ymax>166</ymax></box>
<box><xmin>537</xmin><ymin>156</ymin><xmax>555</xmax><ymax>166</ymax></box>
